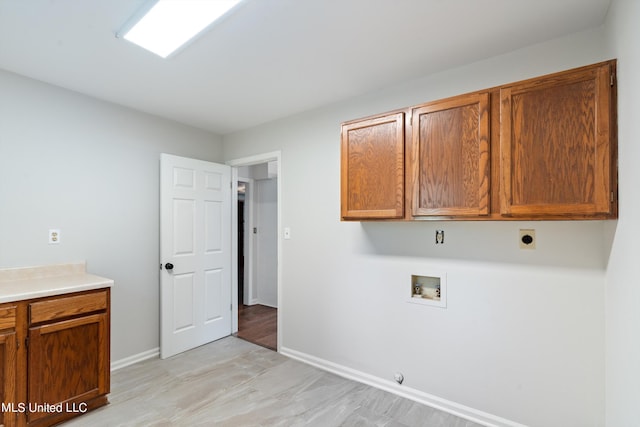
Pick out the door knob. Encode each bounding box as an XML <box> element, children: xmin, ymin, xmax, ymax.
<box><xmin>164</xmin><ymin>263</ymin><xmax>174</xmax><ymax>270</ymax></box>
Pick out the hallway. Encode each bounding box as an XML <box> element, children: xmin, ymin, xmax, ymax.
<box><xmin>237</xmin><ymin>304</ymin><xmax>277</xmax><ymax>351</ymax></box>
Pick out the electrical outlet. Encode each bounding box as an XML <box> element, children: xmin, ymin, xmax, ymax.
<box><xmin>519</xmin><ymin>229</ymin><xmax>535</xmax><ymax>249</ymax></box>
<box><xmin>48</xmin><ymin>229</ymin><xmax>61</xmax><ymax>244</ymax></box>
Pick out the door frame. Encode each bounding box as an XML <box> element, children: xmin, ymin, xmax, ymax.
<box><xmin>237</xmin><ymin>176</ymin><xmax>256</xmax><ymax>306</ymax></box>
<box><xmin>227</xmin><ymin>151</ymin><xmax>282</xmax><ymax>351</ymax></box>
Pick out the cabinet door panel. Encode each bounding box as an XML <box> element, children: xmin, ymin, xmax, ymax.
<box><xmin>0</xmin><ymin>331</ymin><xmax>17</xmax><ymax>427</ymax></box>
<box><xmin>27</xmin><ymin>313</ymin><xmax>109</xmax><ymax>424</ymax></box>
<box><xmin>341</xmin><ymin>113</ymin><xmax>405</xmax><ymax>219</ymax></box>
<box><xmin>411</xmin><ymin>93</ymin><xmax>490</xmax><ymax>216</ymax></box>
<box><xmin>500</xmin><ymin>63</ymin><xmax>613</xmax><ymax>216</ymax></box>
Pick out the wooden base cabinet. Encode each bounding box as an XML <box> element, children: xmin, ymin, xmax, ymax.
<box><xmin>0</xmin><ymin>306</ymin><xmax>17</xmax><ymax>427</ymax></box>
<box><xmin>0</xmin><ymin>289</ymin><xmax>110</xmax><ymax>427</ymax></box>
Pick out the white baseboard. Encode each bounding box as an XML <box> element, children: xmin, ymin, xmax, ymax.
<box><xmin>280</xmin><ymin>346</ymin><xmax>527</xmax><ymax>427</ymax></box>
<box><xmin>111</xmin><ymin>347</ymin><xmax>159</xmax><ymax>371</ymax></box>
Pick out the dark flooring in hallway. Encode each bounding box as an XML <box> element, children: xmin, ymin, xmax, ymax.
<box><xmin>237</xmin><ymin>304</ymin><xmax>277</xmax><ymax>350</ymax></box>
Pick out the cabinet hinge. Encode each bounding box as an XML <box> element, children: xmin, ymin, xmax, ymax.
<box><xmin>25</xmin><ymin>337</ymin><xmax>29</xmax><ymax>348</ymax></box>
<box><xmin>611</xmin><ymin>73</ymin><xmax>615</xmax><ymax>87</ymax></box>
<box><xmin>611</xmin><ymin>191</ymin><xmax>615</xmax><ymax>202</ymax></box>
<box><xmin>16</xmin><ymin>338</ymin><xmax>19</xmax><ymax>349</ymax></box>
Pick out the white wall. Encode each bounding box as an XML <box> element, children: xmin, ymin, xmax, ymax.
<box><xmin>223</xmin><ymin>27</ymin><xmax>612</xmax><ymax>427</ymax></box>
<box><xmin>0</xmin><ymin>70</ymin><xmax>222</xmax><ymax>362</ymax></box>
<box><xmin>255</xmin><ymin>178</ymin><xmax>278</xmax><ymax>307</ymax></box>
<box><xmin>603</xmin><ymin>0</ymin><xmax>640</xmax><ymax>425</ymax></box>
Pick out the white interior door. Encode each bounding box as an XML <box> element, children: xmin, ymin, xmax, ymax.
<box><xmin>160</xmin><ymin>153</ymin><xmax>231</xmax><ymax>359</ymax></box>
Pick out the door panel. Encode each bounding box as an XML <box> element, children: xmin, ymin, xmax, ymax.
<box><xmin>173</xmin><ymin>199</ymin><xmax>196</xmax><ymax>256</ymax></box>
<box><xmin>411</xmin><ymin>92</ymin><xmax>490</xmax><ymax>216</ymax></box>
<box><xmin>0</xmin><ymin>330</ymin><xmax>16</xmax><ymax>427</ymax></box>
<box><xmin>204</xmin><ymin>269</ymin><xmax>223</xmax><ymax>322</ymax></box>
<box><xmin>341</xmin><ymin>112</ymin><xmax>405</xmax><ymax>219</ymax></box>
<box><xmin>160</xmin><ymin>154</ymin><xmax>231</xmax><ymax>359</ymax></box>
<box><xmin>172</xmin><ymin>273</ymin><xmax>195</xmax><ymax>332</ymax></box>
<box><xmin>28</xmin><ymin>313</ymin><xmax>108</xmax><ymax>424</ymax></box>
<box><xmin>204</xmin><ymin>201</ymin><xmax>222</xmax><ymax>252</ymax></box>
<box><xmin>500</xmin><ymin>62</ymin><xmax>613</xmax><ymax>215</ymax></box>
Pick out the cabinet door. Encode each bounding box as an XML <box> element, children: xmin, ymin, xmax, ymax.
<box><xmin>500</xmin><ymin>62</ymin><xmax>615</xmax><ymax>216</ymax></box>
<box><xmin>410</xmin><ymin>93</ymin><xmax>490</xmax><ymax>216</ymax></box>
<box><xmin>0</xmin><ymin>330</ymin><xmax>17</xmax><ymax>427</ymax></box>
<box><xmin>27</xmin><ymin>313</ymin><xmax>109</xmax><ymax>425</ymax></box>
<box><xmin>341</xmin><ymin>112</ymin><xmax>405</xmax><ymax>219</ymax></box>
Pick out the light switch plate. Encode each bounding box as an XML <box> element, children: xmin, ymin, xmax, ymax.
<box><xmin>284</xmin><ymin>227</ymin><xmax>291</xmax><ymax>240</ymax></box>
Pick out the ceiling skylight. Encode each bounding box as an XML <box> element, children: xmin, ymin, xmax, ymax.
<box><xmin>121</xmin><ymin>0</ymin><xmax>241</xmax><ymax>58</ymax></box>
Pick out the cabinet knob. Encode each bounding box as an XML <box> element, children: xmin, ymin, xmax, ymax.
<box><xmin>164</xmin><ymin>263</ymin><xmax>174</xmax><ymax>271</ymax></box>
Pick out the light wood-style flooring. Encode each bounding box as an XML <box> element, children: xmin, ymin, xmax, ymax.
<box><xmin>237</xmin><ymin>304</ymin><xmax>277</xmax><ymax>350</ymax></box>
<box><xmin>63</xmin><ymin>337</ymin><xmax>482</xmax><ymax>426</ymax></box>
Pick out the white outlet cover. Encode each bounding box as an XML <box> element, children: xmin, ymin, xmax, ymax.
<box><xmin>48</xmin><ymin>229</ymin><xmax>61</xmax><ymax>244</ymax></box>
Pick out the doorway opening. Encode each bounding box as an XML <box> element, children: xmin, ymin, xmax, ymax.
<box><xmin>237</xmin><ymin>185</ymin><xmax>245</xmax><ymax>306</ymax></box>
<box><xmin>228</xmin><ymin>152</ymin><xmax>281</xmax><ymax>352</ymax></box>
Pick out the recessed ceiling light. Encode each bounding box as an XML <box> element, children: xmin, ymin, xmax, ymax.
<box><xmin>120</xmin><ymin>0</ymin><xmax>241</xmax><ymax>58</ymax></box>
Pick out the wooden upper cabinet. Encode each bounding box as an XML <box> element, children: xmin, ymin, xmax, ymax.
<box><xmin>341</xmin><ymin>112</ymin><xmax>405</xmax><ymax>219</ymax></box>
<box><xmin>410</xmin><ymin>92</ymin><xmax>490</xmax><ymax>216</ymax></box>
<box><xmin>340</xmin><ymin>60</ymin><xmax>617</xmax><ymax>221</ymax></box>
<box><xmin>500</xmin><ymin>61</ymin><xmax>617</xmax><ymax>217</ymax></box>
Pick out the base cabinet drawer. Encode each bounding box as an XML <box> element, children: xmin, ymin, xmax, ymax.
<box><xmin>29</xmin><ymin>291</ymin><xmax>108</xmax><ymax>324</ymax></box>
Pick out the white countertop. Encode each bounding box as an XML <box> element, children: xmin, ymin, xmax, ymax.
<box><xmin>0</xmin><ymin>262</ymin><xmax>113</xmax><ymax>303</ymax></box>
